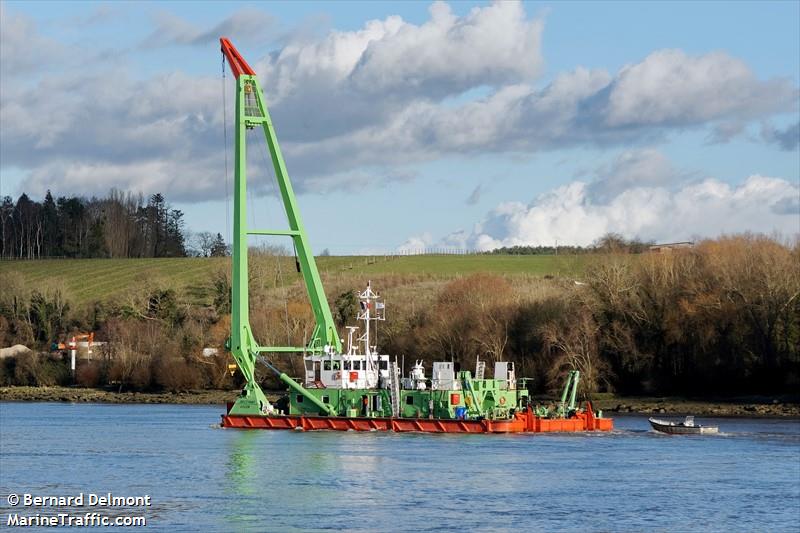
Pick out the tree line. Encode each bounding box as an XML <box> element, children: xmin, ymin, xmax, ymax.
<box><xmin>0</xmin><ymin>190</ymin><xmax>189</xmax><ymax>259</ymax></box>
<box><xmin>488</xmin><ymin>234</ymin><xmax>656</xmax><ymax>255</ymax></box>
<box><xmin>384</xmin><ymin>235</ymin><xmax>798</xmax><ymax>396</ymax></box>
<box><xmin>0</xmin><ymin>234</ymin><xmax>797</xmax><ymax>398</ymax></box>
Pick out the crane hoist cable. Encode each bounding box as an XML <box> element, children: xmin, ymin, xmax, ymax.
<box><xmin>273</xmin><ymin>246</ymin><xmax>291</xmax><ymax>346</ymax></box>
<box><xmin>252</xmin><ymin>123</ymin><xmax>294</xmax><ymax>346</ymax></box>
<box><xmin>221</xmin><ymin>54</ymin><xmax>231</xmax><ymax>244</ymax></box>
<box><xmin>246</xmin><ymin>130</ymin><xmax>257</xmax><ymax>231</ymax></box>
<box><xmin>255</xmin><ymin>125</ymin><xmax>282</xmax><ymax>234</ymax></box>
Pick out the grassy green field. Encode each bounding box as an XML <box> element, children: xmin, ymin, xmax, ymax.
<box><xmin>351</xmin><ymin>254</ymin><xmax>590</xmax><ymax>276</ymax></box>
<box><xmin>0</xmin><ymin>254</ymin><xmax>594</xmax><ymax>306</ymax></box>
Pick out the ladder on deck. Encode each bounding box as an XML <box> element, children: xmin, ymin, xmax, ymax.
<box><xmin>389</xmin><ymin>361</ymin><xmax>401</xmax><ymax>417</ymax></box>
<box><xmin>475</xmin><ymin>360</ymin><xmax>486</xmax><ymax>380</ymax></box>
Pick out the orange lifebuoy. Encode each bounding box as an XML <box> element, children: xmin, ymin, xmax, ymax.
<box><xmin>499</xmin><ymin>396</ymin><xmax>506</xmax><ymax>405</ymax></box>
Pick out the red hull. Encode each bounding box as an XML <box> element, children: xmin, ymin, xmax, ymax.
<box><xmin>221</xmin><ymin>405</ymin><xmax>613</xmax><ymax>433</ymax></box>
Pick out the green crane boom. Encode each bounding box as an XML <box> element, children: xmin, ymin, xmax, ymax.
<box><xmin>558</xmin><ymin>370</ymin><xmax>580</xmax><ymax>417</ymax></box>
<box><xmin>221</xmin><ymin>37</ymin><xmax>341</xmax><ymax>415</ymax></box>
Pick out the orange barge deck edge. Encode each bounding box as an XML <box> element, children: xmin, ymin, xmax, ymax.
<box><xmin>221</xmin><ymin>405</ymin><xmax>613</xmax><ymax>433</ymax></box>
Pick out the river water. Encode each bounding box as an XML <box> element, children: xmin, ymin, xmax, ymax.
<box><xmin>0</xmin><ymin>403</ymin><xmax>798</xmax><ymax>532</ymax></box>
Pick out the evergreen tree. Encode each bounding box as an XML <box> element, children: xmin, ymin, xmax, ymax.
<box><xmin>147</xmin><ymin>193</ymin><xmax>166</xmax><ymax>257</ymax></box>
<box><xmin>0</xmin><ymin>191</ymin><xmax>188</xmax><ymax>259</ymax></box>
<box><xmin>210</xmin><ymin>233</ymin><xmax>228</xmax><ymax>257</ymax></box>
<box><xmin>164</xmin><ymin>209</ymin><xmax>186</xmax><ymax>257</ymax></box>
<box><xmin>0</xmin><ymin>196</ymin><xmax>13</xmax><ymax>258</ymax></box>
<box><xmin>57</xmin><ymin>196</ymin><xmax>86</xmax><ymax>257</ymax></box>
<box><xmin>41</xmin><ymin>191</ymin><xmax>61</xmax><ymax>257</ymax></box>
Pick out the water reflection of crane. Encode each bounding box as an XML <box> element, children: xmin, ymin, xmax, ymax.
<box><xmin>224</xmin><ymin>432</ymin><xmax>379</xmax><ymax>525</ymax></box>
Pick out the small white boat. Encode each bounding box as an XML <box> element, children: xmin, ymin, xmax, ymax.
<box><xmin>649</xmin><ymin>416</ymin><xmax>718</xmax><ymax>435</ymax></box>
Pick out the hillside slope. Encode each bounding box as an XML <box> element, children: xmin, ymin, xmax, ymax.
<box><xmin>0</xmin><ymin>254</ymin><xmax>590</xmax><ymax>306</ymax></box>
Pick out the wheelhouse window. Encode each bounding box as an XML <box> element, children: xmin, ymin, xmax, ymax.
<box><xmin>343</xmin><ymin>360</ymin><xmax>351</xmax><ymax>370</ymax></box>
<box><xmin>324</xmin><ymin>360</ymin><xmax>331</xmax><ymax>371</ymax></box>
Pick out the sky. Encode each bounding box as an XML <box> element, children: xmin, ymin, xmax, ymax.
<box><xmin>1</xmin><ymin>0</ymin><xmax>798</xmax><ymax>254</ymax></box>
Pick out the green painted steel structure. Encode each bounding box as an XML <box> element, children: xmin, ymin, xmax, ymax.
<box><xmin>225</xmin><ymin>60</ymin><xmax>341</xmax><ymax>415</ymax></box>
<box><xmin>558</xmin><ymin>370</ymin><xmax>580</xmax><ymax>416</ymax></box>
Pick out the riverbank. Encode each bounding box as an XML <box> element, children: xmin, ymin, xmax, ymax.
<box><xmin>589</xmin><ymin>393</ymin><xmax>800</xmax><ymax>418</ymax></box>
<box><xmin>2</xmin><ymin>386</ymin><xmax>798</xmax><ymax>418</ymax></box>
<box><xmin>0</xmin><ymin>386</ymin><xmax>250</xmax><ymax>405</ymax></box>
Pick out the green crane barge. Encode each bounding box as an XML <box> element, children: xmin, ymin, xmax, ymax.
<box><xmin>218</xmin><ymin>38</ymin><xmax>612</xmax><ymax>434</ymax></box>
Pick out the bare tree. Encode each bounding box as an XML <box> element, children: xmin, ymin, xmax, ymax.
<box><xmin>194</xmin><ymin>231</ymin><xmax>216</xmax><ymax>257</ymax></box>
<box><xmin>542</xmin><ymin>310</ymin><xmax>610</xmax><ymax>393</ymax></box>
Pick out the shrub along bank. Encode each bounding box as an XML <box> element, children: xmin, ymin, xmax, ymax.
<box><xmin>0</xmin><ymin>235</ymin><xmax>797</xmax><ymax>398</ymax></box>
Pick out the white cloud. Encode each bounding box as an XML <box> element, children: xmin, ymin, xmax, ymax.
<box><xmin>397</xmin><ymin>232</ymin><xmax>434</xmax><ymax>253</ymax></box>
<box><xmin>282</xmin><ymin>48</ymin><xmax>796</xmax><ymax>175</ymax></box>
<box><xmin>587</xmin><ymin>148</ymin><xmax>679</xmax><ymax>202</ymax></box>
<box><xmin>0</xmin><ymin>5</ymin><xmax>68</xmax><ymax>76</ymax></box>
<box><xmin>142</xmin><ymin>8</ymin><xmax>277</xmax><ymax>47</ymax></box>
<box><xmin>761</xmin><ymin>121</ymin><xmax>800</xmax><ymax>151</ymax></box>
<box><xmin>261</xmin><ymin>1</ymin><xmax>542</xmax><ymax>100</ymax></box>
<box><xmin>347</xmin><ymin>1</ymin><xmax>543</xmax><ymax>96</ymax></box>
<box><xmin>256</xmin><ymin>0</ymin><xmax>544</xmax><ymax>145</ymax></box>
<box><xmin>1</xmin><ymin>2</ymin><xmax>546</xmax><ymax>199</ymax></box>
<box><xmin>0</xmin><ymin>69</ymin><xmax>227</xmax><ymax>201</ymax></box>
<box><xmin>23</xmin><ymin>158</ymin><xmax>226</xmax><ymax>203</ymax></box>
<box><xmin>605</xmin><ymin>50</ymin><xmax>797</xmax><ymax>126</ymax></box>
<box><xmin>471</xmin><ymin>175</ymin><xmax>800</xmax><ymax>249</ymax></box>
<box><xmin>410</xmin><ymin>150</ymin><xmax>799</xmax><ymax>250</ymax></box>
<box><xmin>1</xmin><ymin>2</ymin><xmax>797</xmax><ymax>204</ymax></box>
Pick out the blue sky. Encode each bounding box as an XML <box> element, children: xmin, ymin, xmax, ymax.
<box><xmin>1</xmin><ymin>1</ymin><xmax>798</xmax><ymax>253</ymax></box>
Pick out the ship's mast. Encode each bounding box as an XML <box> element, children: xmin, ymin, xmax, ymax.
<box><xmin>356</xmin><ymin>281</ymin><xmax>385</xmax><ymax>387</ymax></box>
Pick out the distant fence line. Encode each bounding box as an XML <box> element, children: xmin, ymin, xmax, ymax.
<box><xmin>0</xmin><ymin>249</ymin><xmax>485</xmax><ymax>260</ymax></box>
<box><xmin>396</xmin><ymin>248</ymin><xmax>480</xmax><ymax>256</ymax></box>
